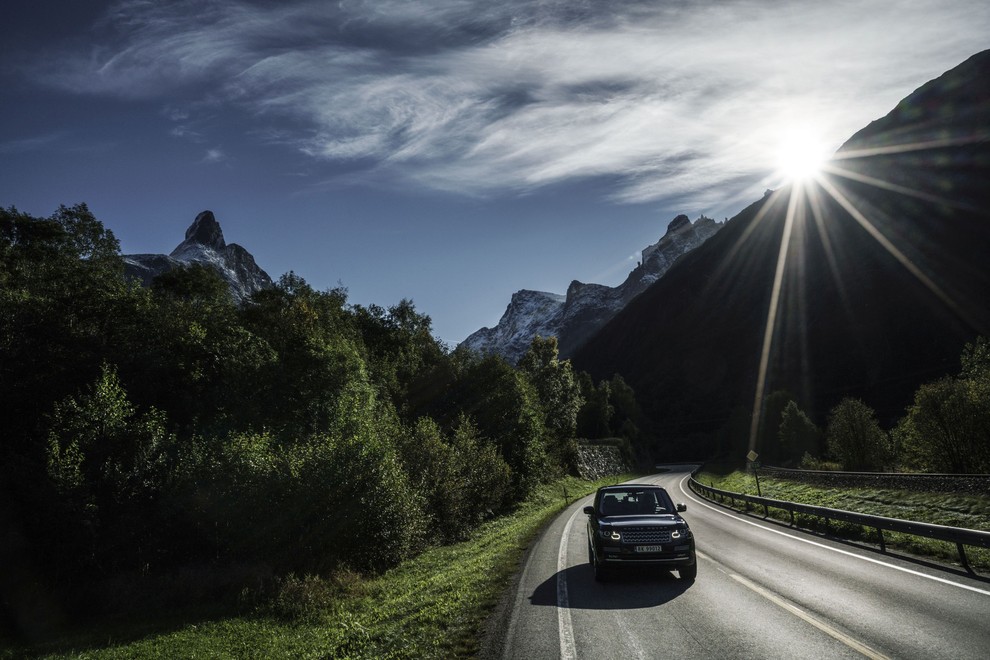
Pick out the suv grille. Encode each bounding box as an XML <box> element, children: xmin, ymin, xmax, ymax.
<box><xmin>620</xmin><ymin>528</ymin><xmax>671</xmax><ymax>544</ymax></box>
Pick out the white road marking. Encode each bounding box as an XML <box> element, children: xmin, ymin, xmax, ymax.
<box><xmin>678</xmin><ymin>474</ymin><xmax>990</xmax><ymax>597</ymax></box>
<box><xmin>557</xmin><ymin>508</ymin><xmax>579</xmax><ymax>660</ymax></box>
<box><xmin>699</xmin><ymin>551</ymin><xmax>890</xmax><ymax>660</ymax></box>
<box><xmin>501</xmin><ymin>525</ymin><xmax>540</xmax><ymax>660</ymax></box>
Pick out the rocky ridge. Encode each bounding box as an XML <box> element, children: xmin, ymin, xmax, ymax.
<box><xmin>461</xmin><ymin>215</ymin><xmax>723</xmax><ymax>362</ymax></box>
<box><xmin>123</xmin><ymin>211</ymin><xmax>273</xmax><ymax>303</ymax></box>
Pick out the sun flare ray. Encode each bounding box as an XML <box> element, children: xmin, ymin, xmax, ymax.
<box><xmin>815</xmin><ymin>176</ymin><xmax>972</xmax><ymax>327</ymax></box>
<box><xmin>748</xmin><ymin>183</ymin><xmax>803</xmax><ymax>453</ymax></box>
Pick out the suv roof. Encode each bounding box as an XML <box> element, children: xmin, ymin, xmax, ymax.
<box><xmin>598</xmin><ymin>484</ymin><xmax>666</xmax><ymax>491</ymax></box>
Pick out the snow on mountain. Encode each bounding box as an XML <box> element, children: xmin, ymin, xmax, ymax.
<box><xmin>123</xmin><ymin>210</ymin><xmax>273</xmax><ymax>303</ymax></box>
<box><xmin>461</xmin><ymin>289</ymin><xmax>567</xmax><ymax>359</ymax></box>
<box><xmin>461</xmin><ymin>214</ymin><xmax>722</xmax><ymax>363</ymax></box>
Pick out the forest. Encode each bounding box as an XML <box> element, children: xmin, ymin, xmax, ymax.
<box><xmin>0</xmin><ymin>204</ymin><xmax>645</xmax><ymax>634</ymax></box>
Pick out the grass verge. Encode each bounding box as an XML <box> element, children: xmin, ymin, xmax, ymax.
<box><xmin>695</xmin><ymin>470</ymin><xmax>990</xmax><ymax>572</ymax></box>
<box><xmin>6</xmin><ymin>473</ymin><xmax>637</xmax><ymax>660</ymax></box>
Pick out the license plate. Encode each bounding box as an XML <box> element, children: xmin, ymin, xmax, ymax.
<box><xmin>634</xmin><ymin>545</ymin><xmax>662</xmax><ymax>553</ymax></box>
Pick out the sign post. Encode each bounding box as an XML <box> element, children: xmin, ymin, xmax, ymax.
<box><xmin>746</xmin><ymin>450</ymin><xmax>763</xmax><ymax>498</ymax></box>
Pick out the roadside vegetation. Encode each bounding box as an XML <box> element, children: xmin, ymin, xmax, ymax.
<box><xmin>710</xmin><ymin>335</ymin><xmax>990</xmax><ymax>474</ymax></box>
<box><xmin>2</xmin><ymin>473</ymin><xmax>636</xmax><ymax>659</ymax></box>
<box><xmin>0</xmin><ymin>204</ymin><xmax>643</xmax><ymax>646</ymax></box>
<box><xmin>696</xmin><ymin>469</ymin><xmax>990</xmax><ymax>571</ymax></box>
<box><xmin>693</xmin><ymin>334</ymin><xmax>990</xmax><ymax>573</ymax></box>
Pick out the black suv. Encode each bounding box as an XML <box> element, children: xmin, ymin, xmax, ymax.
<box><xmin>584</xmin><ymin>484</ymin><xmax>696</xmax><ymax>581</ymax></box>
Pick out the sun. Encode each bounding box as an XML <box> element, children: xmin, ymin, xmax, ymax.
<box><xmin>774</xmin><ymin>126</ymin><xmax>831</xmax><ymax>182</ymax></box>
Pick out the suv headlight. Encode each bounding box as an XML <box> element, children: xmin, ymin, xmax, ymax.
<box><xmin>599</xmin><ymin>529</ymin><xmax>621</xmax><ymax>541</ymax></box>
<box><xmin>671</xmin><ymin>527</ymin><xmax>692</xmax><ymax>540</ymax></box>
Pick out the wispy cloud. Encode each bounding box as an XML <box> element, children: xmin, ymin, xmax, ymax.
<box><xmin>31</xmin><ymin>0</ymin><xmax>990</xmax><ymax>210</ymax></box>
<box><xmin>202</xmin><ymin>147</ymin><xmax>227</xmax><ymax>163</ymax></box>
<box><xmin>0</xmin><ymin>133</ymin><xmax>64</xmax><ymax>154</ymax></box>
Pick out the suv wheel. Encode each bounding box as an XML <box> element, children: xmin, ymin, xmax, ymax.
<box><xmin>679</xmin><ymin>561</ymin><xmax>697</xmax><ymax>581</ymax></box>
<box><xmin>589</xmin><ymin>542</ymin><xmax>608</xmax><ymax>582</ymax></box>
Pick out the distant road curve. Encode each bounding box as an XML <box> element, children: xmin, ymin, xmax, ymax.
<box><xmin>485</xmin><ymin>466</ymin><xmax>990</xmax><ymax>659</ymax></box>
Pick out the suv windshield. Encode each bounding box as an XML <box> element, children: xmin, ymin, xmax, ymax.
<box><xmin>597</xmin><ymin>488</ymin><xmax>674</xmax><ymax>516</ymax></box>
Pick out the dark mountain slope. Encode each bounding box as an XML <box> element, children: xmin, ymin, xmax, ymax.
<box><xmin>572</xmin><ymin>50</ymin><xmax>990</xmax><ymax>452</ymax></box>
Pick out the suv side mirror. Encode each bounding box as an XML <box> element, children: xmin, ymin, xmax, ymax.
<box><xmin>583</xmin><ymin>506</ymin><xmax>595</xmax><ymax>515</ymax></box>
<box><xmin>676</xmin><ymin>503</ymin><xmax>687</xmax><ymax>512</ymax></box>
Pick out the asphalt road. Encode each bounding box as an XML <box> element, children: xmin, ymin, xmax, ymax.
<box><xmin>489</xmin><ymin>466</ymin><xmax>990</xmax><ymax>659</ymax></box>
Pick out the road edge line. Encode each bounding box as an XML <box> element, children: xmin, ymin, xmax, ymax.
<box><xmin>678</xmin><ymin>475</ymin><xmax>990</xmax><ymax>597</ymax></box>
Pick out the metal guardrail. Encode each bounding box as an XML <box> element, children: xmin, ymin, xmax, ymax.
<box><xmin>688</xmin><ymin>477</ymin><xmax>990</xmax><ymax>572</ymax></box>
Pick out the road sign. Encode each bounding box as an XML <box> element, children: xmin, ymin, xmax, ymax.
<box><xmin>747</xmin><ymin>450</ymin><xmax>759</xmax><ymax>462</ymax></box>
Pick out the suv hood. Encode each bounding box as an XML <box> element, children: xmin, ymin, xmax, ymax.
<box><xmin>599</xmin><ymin>516</ymin><xmax>683</xmax><ymax>528</ymax></box>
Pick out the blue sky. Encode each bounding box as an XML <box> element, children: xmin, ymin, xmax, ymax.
<box><xmin>2</xmin><ymin>1</ymin><xmax>988</xmax><ymax>345</ymax></box>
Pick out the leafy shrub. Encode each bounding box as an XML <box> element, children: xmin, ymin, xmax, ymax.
<box><xmin>266</xmin><ymin>573</ymin><xmax>338</xmax><ymax>622</ymax></box>
<box><xmin>450</xmin><ymin>415</ymin><xmax>513</xmax><ymax>527</ymax></box>
<box><xmin>171</xmin><ymin>386</ymin><xmax>427</xmax><ymax>576</ymax></box>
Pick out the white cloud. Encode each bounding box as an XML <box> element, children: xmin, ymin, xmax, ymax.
<box><xmin>32</xmin><ymin>0</ymin><xmax>990</xmax><ymax>210</ymax></box>
<box><xmin>203</xmin><ymin>148</ymin><xmax>226</xmax><ymax>163</ymax></box>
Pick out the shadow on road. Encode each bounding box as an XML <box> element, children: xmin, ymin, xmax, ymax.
<box><xmin>528</xmin><ymin>563</ymin><xmax>693</xmax><ymax>610</ymax></box>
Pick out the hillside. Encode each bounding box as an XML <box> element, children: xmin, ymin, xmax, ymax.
<box><xmin>572</xmin><ymin>50</ymin><xmax>990</xmax><ymax>455</ymax></box>
<box><xmin>461</xmin><ymin>215</ymin><xmax>722</xmax><ymax>363</ymax></box>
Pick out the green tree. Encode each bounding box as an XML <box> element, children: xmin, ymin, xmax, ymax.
<box><xmin>518</xmin><ymin>336</ymin><xmax>583</xmax><ymax>470</ymax></box>
<box><xmin>606</xmin><ymin>374</ymin><xmax>646</xmax><ymax>443</ymax></box>
<box><xmin>1</xmin><ymin>204</ymin><xmax>133</xmax><ymax>455</ymax></box>
<box><xmin>576</xmin><ymin>374</ymin><xmax>614</xmax><ymax>440</ymax></box>
<box><xmin>894</xmin><ymin>338</ymin><xmax>990</xmax><ymax>473</ymax></box>
<box><xmin>778</xmin><ymin>400</ymin><xmax>822</xmax><ymax>464</ymax></box>
<box><xmin>46</xmin><ymin>363</ymin><xmax>176</xmax><ymax>571</ymax></box>
<box><xmin>756</xmin><ymin>390</ymin><xmax>797</xmax><ymax>464</ymax></box>
<box><xmin>896</xmin><ymin>378</ymin><xmax>990</xmax><ymax>473</ymax></box>
<box><xmin>449</xmin><ymin>415</ymin><xmax>512</xmax><ymax>522</ymax></box>
<box><xmin>396</xmin><ymin>417</ymin><xmax>460</xmax><ymax>540</ymax></box>
<box><xmin>826</xmin><ymin>398</ymin><xmax>891</xmax><ymax>471</ymax></box>
<box><xmin>452</xmin><ymin>356</ymin><xmax>549</xmax><ymax>497</ymax></box>
<box><xmin>116</xmin><ymin>264</ymin><xmax>278</xmax><ymax>434</ymax></box>
<box><xmin>961</xmin><ymin>336</ymin><xmax>990</xmax><ymax>383</ymax></box>
<box><xmin>240</xmin><ymin>273</ymin><xmax>366</xmax><ymax>437</ymax></box>
<box><xmin>151</xmin><ymin>262</ymin><xmax>231</xmax><ymax>302</ymax></box>
<box><xmin>351</xmin><ymin>299</ymin><xmax>447</xmax><ymax>420</ymax></box>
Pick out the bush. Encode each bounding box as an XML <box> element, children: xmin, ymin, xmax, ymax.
<box><xmin>799</xmin><ymin>452</ymin><xmax>842</xmax><ymax>471</ymax></box>
<box><xmin>266</xmin><ymin>573</ymin><xmax>339</xmax><ymax>622</ymax></box>
<box><xmin>173</xmin><ymin>391</ymin><xmax>427</xmax><ymax>576</ymax></box>
<box><xmin>450</xmin><ymin>416</ymin><xmax>513</xmax><ymax>526</ymax></box>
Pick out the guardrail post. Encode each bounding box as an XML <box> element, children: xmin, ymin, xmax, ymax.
<box><xmin>957</xmin><ymin>542</ymin><xmax>972</xmax><ymax>573</ymax></box>
<box><xmin>789</xmin><ymin>510</ymin><xmax>795</xmax><ymax>527</ymax></box>
<box><xmin>877</xmin><ymin>528</ymin><xmax>886</xmax><ymax>553</ymax></box>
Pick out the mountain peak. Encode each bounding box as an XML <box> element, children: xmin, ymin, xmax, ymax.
<box><xmin>126</xmin><ymin>210</ymin><xmax>273</xmax><ymax>303</ymax></box>
<box><xmin>667</xmin><ymin>214</ymin><xmax>692</xmax><ymax>233</ymax></box>
<box><xmin>182</xmin><ymin>210</ymin><xmax>226</xmax><ymax>251</ymax></box>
